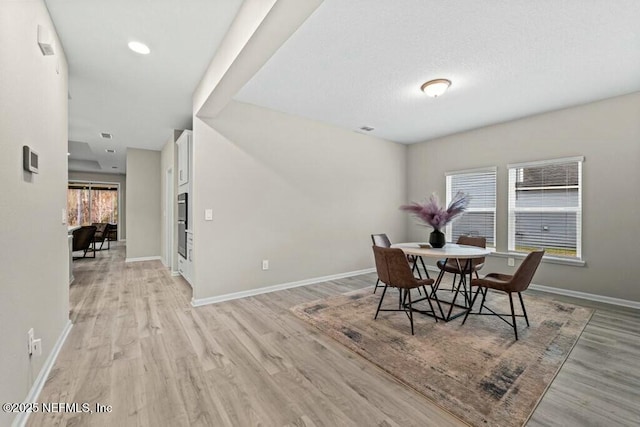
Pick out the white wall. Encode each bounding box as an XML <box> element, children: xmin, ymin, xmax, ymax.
<box><xmin>191</xmin><ymin>101</ymin><xmax>407</xmax><ymax>300</ymax></box>
<box><xmin>407</xmin><ymin>92</ymin><xmax>640</xmax><ymax>302</ymax></box>
<box><xmin>0</xmin><ymin>1</ymin><xmax>69</xmax><ymax>425</ymax></box>
<box><xmin>125</xmin><ymin>148</ymin><xmax>161</xmax><ymax>260</ymax></box>
<box><xmin>160</xmin><ymin>136</ymin><xmax>178</xmax><ymax>271</ymax></box>
<box><xmin>68</xmin><ymin>171</ymin><xmax>127</xmax><ymax>239</ymax></box>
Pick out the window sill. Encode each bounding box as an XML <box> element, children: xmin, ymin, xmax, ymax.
<box><xmin>490</xmin><ymin>251</ymin><xmax>586</xmax><ymax>267</ymax></box>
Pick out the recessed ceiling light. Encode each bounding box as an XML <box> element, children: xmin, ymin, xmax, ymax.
<box><xmin>421</xmin><ymin>79</ymin><xmax>451</xmax><ymax>97</ymax></box>
<box><xmin>106</xmin><ymin>149</ymin><xmax>116</xmax><ymax>153</ymax></box>
<box><xmin>359</xmin><ymin>126</ymin><xmax>374</xmax><ymax>132</ymax></box>
<box><xmin>100</xmin><ymin>132</ymin><xmax>112</xmax><ymax>139</ymax></box>
<box><xmin>67</xmin><ymin>152</ymin><xmax>71</xmax><ymax>156</ymax></box>
<box><xmin>128</xmin><ymin>41</ymin><xmax>150</xmax><ymax>55</ymax></box>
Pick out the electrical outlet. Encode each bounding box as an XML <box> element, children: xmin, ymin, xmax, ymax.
<box><xmin>262</xmin><ymin>260</ymin><xmax>269</xmax><ymax>270</ymax></box>
<box><xmin>27</xmin><ymin>328</ymin><xmax>34</xmax><ymax>355</ymax></box>
<box><xmin>32</xmin><ymin>339</ymin><xmax>42</xmax><ymax>357</ymax></box>
<box><xmin>507</xmin><ymin>257</ymin><xmax>515</xmax><ymax>267</ymax></box>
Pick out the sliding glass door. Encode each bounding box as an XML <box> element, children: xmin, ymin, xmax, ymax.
<box><xmin>67</xmin><ymin>182</ymin><xmax>119</xmax><ymax>227</ymax></box>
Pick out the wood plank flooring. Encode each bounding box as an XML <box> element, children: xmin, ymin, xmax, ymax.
<box><xmin>27</xmin><ymin>245</ymin><xmax>640</xmax><ymax>426</ymax></box>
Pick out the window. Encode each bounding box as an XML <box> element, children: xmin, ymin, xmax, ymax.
<box><xmin>446</xmin><ymin>167</ymin><xmax>497</xmax><ymax>247</ymax></box>
<box><xmin>508</xmin><ymin>157</ymin><xmax>583</xmax><ymax>259</ymax></box>
<box><xmin>67</xmin><ymin>182</ymin><xmax>119</xmax><ymax>226</ymax></box>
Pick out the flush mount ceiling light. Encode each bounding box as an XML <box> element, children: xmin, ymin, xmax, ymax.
<box><xmin>128</xmin><ymin>41</ymin><xmax>150</xmax><ymax>55</ymax></box>
<box><xmin>421</xmin><ymin>79</ymin><xmax>451</xmax><ymax>97</ymax></box>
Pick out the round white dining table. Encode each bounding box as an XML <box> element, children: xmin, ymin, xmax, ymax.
<box><xmin>391</xmin><ymin>242</ymin><xmax>492</xmax><ymax>321</ymax></box>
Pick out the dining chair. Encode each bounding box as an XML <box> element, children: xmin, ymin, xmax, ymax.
<box><xmin>462</xmin><ymin>250</ymin><xmax>545</xmax><ymax>340</ymax></box>
<box><xmin>72</xmin><ymin>226</ymin><xmax>97</xmax><ymax>259</ymax></box>
<box><xmin>372</xmin><ymin>246</ymin><xmax>438</xmax><ymax>335</ymax></box>
<box><xmin>436</xmin><ymin>235</ymin><xmax>487</xmax><ymax>288</ymax></box>
<box><xmin>371</xmin><ymin>233</ymin><xmax>392</xmax><ymax>293</ymax></box>
<box><xmin>371</xmin><ymin>233</ymin><xmax>425</xmax><ymax>293</ymax></box>
<box><xmin>92</xmin><ymin>222</ymin><xmax>114</xmax><ymax>251</ymax></box>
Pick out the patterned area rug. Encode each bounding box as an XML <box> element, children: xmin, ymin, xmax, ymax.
<box><xmin>291</xmin><ymin>287</ymin><xmax>593</xmax><ymax>427</ymax></box>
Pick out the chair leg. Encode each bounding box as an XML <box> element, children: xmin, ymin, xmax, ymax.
<box><xmin>407</xmin><ymin>288</ymin><xmax>414</xmax><ymax>335</ymax></box>
<box><xmin>518</xmin><ymin>292</ymin><xmax>530</xmax><ymax>327</ymax></box>
<box><xmin>374</xmin><ymin>278</ymin><xmax>379</xmax><ymax>293</ymax></box>
<box><xmin>374</xmin><ymin>285</ymin><xmax>388</xmax><ymax>319</ymax></box>
<box><xmin>509</xmin><ymin>293</ymin><xmax>518</xmax><ymax>340</ymax></box>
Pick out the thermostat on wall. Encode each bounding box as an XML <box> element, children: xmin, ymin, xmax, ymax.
<box><xmin>23</xmin><ymin>146</ymin><xmax>39</xmax><ymax>173</ymax></box>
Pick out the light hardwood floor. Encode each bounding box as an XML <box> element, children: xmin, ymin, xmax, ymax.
<box><xmin>28</xmin><ymin>245</ymin><xmax>640</xmax><ymax>426</ymax></box>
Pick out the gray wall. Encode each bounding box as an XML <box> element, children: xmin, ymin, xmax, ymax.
<box><xmin>160</xmin><ymin>136</ymin><xmax>178</xmax><ymax>271</ymax></box>
<box><xmin>407</xmin><ymin>92</ymin><xmax>640</xmax><ymax>302</ymax></box>
<box><xmin>0</xmin><ymin>1</ymin><xmax>69</xmax><ymax>425</ymax></box>
<box><xmin>68</xmin><ymin>171</ymin><xmax>127</xmax><ymax>239</ymax></box>
<box><xmin>191</xmin><ymin>101</ymin><xmax>407</xmax><ymax>300</ymax></box>
<box><xmin>126</xmin><ymin>148</ymin><xmax>161</xmax><ymax>260</ymax></box>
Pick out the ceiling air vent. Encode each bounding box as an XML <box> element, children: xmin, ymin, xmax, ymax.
<box><xmin>359</xmin><ymin>126</ymin><xmax>374</xmax><ymax>132</ymax></box>
<box><xmin>100</xmin><ymin>132</ymin><xmax>112</xmax><ymax>139</ymax></box>
<box><xmin>105</xmin><ymin>149</ymin><xmax>116</xmax><ymax>153</ymax></box>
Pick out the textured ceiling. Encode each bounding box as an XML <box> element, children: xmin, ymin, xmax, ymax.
<box><xmin>235</xmin><ymin>0</ymin><xmax>640</xmax><ymax>143</ymax></box>
<box><xmin>46</xmin><ymin>0</ymin><xmax>243</xmax><ymax>173</ymax></box>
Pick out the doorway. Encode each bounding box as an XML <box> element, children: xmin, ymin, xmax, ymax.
<box><xmin>67</xmin><ymin>180</ymin><xmax>121</xmax><ymax>240</ymax></box>
<box><xmin>165</xmin><ymin>168</ymin><xmax>174</xmax><ymax>271</ymax></box>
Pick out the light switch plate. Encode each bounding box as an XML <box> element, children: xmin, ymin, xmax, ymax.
<box><xmin>205</xmin><ymin>209</ymin><xmax>213</xmax><ymax>221</ymax></box>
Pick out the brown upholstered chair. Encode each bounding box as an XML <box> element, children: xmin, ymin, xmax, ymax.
<box><xmin>106</xmin><ymin>223</ymin><xmax>117</xmax><ymax>244</ymax></box>
<box><xmin>371</xmin><ymin>233</ymin><xmax>425</xmax><ymax>293</ymax></box>
<box><xmin>373</xmin><ymin>246</ymin><xmax>438</xmax><ymax>335</ymax></box>
<box><xmin>462</xmin><ymin>250</ymin><xmax>545</xmax><ymax>340</ymax></box>
<box><xmin>92</xmin><ymin>222</ymin><xmax>115</xmax><ymax>250</ymax></box>
<box><xmin>371</xmin><ymin>233</ymin><xmax>392</xmax><ymax>293</ymax></box>
<box><xmin>72</xmin><ymin>226</ymin><xmax>97</xmax><ymax>259</ymax></box>
<box><xmin>436</xmin><ymin>235</ymin><xmax>487</xmax><ymax>283</ymax></box>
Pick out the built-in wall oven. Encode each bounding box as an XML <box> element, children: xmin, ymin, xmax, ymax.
<box><xmin>178</xmin><ymin>193</ymin><xmax>188</xmax><ymax>259</ymax></box>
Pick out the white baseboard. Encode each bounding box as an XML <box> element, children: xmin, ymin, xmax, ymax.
<box><xmin>191</xmin><ymin>268</ymin><xmax>376</xmax><ymax>307</ymax></box>
<box><xmin>424</xmin><ymin>264</ymin><xmax>639</xmax><ymax>310</ymax></box>
<box><xmin>125</xmin><ymin>256</ymin><xmax>162</xmax><ymax>263</ymax></box>
<box><xmin>171</xmin><ymin>271</ymin><xmax>180</xmax><ymax>277</ymax></box>
<box><xmin>529</xmin><ymin>284</ymin><xmax>640</xmax><ymax>310</ymax></box>
<box><xmin>13</xmin><ymin>320</ymin><xmax>73</xmax><ymax>427</ymax></box>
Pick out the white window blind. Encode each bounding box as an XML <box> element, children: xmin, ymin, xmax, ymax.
<box><xmin>508</xmin><ymin>157</ymin><xmax>583</xmax><ymax>259</ymax></box>
<box><xmin>446</xmin><ymin>167</ymin><xmax>496</xmax><ymax>247</ymax></box>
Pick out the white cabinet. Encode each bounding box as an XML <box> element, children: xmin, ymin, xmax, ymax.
<box><xmin>178</xmin><ymin>232</ymin><xmax>194</xmax><ymax>286</ymax></box>
<box><xmin>176</xmin><ymin>129</ymin><xmax>194</xmax><ymax>286</ymax></box>
<box><xmin>177</xmin><ymin>130</ymin><xmax>191</xmax><ymax>187</ymax></box>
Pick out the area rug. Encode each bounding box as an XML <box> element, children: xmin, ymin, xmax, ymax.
<box><xmin>291</xmin><ymin>287</ymin><xmax>593</xmax><ymax>427</ymax></box>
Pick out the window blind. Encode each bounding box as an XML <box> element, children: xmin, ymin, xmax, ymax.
<box><xmin>446</xmin><ymin>167</ymin><xmax>496</xmax><ymax>247</ymax></box>
<box><xmin>507</xmin><ymin>157</ymin><xmax>583</xmax><ymax>259</ymax></box>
